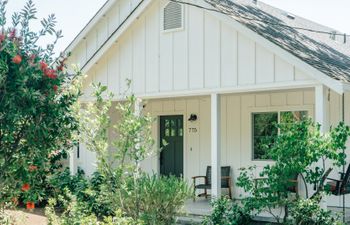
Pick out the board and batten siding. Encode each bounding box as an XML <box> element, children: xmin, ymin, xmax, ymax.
<box><xmin>141</xmin><ymin>89</ymin><xmax>315</xmax><ymax>197</ymax></box>
<box><xmin>75</xmin><ymin>88</ymin><xmax>349</xmax><ymax>207</ymax></box>
<box><xmin>70</xmin><ymin>0</ymin><xmax>314</xmax><ymax>99</ymax></box>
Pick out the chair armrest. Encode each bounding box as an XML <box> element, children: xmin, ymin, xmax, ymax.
<box><xmin>327</xmin><ymin>178</ymin><xmax>342</xmax><ymax>182</ymax></box>
<box><xmin>288</xmin><ymin>179</ymin><xmax>298</xmax><ymax>183</ymax></box>
<box><xmin>221</xmin><ymin>176</ymin><xmax>231</xmax><ymax>180</ymax></box>
<box><xmin>192</xmin><ymin>176</ymin><xmax>206</xmax><ymax>180</ymax></box>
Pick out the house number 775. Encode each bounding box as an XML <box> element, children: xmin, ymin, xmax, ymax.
<box><xmin>188</xmin><ymin>128</ymin><xmax>197</xmax><ymax>133</ymax></box>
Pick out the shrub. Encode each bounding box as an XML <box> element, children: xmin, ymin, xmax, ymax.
<box><xmin>135</xmin><ymin>174</ymin><xmax>191</xmax><ymax>225</ymax></box>
<box><xmin>0</xmin><ymin>0</ymin><xmax>82</xmax><ymax>208</ymax></box>
<box><xmin>288</xmin><ymin>198</ymin><xmax>343</xmax><ymax>225</ymax></box>
<box><xmin>237</xmin><ymin>119</ymin><xmax>350</xmax><ymax>223</ymax></box>
<box><xmin>45</xmin><ymin>192</ymin><xmax>140</xmax><ymax>225</ymax></box>
<box><xmin>47</xmin><ymin>168</ymin><xmax>114</xmax><ymax>217</ymax></box>
<box><xmin>203</xmin><ymin>197</ymin><xmax>251</xmax><ymax>225</ymax></box>
<box><xmin>79</xmin><ymin>83</ymin><xmax>192</xmax><ymax>223</ymax></box>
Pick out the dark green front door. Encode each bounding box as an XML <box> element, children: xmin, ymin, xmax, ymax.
<box><xmin>160</xmin><ymin>115</ymin><xmax>183</xmax><ymax>177</ymax></box>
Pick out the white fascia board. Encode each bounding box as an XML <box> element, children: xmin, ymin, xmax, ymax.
<box><xmin>65</xmin><ymin>0</ymin><xmax>117</xmax><ymax>54</ymax></box>
<box><xmin>342</xmin><ymin>83</ymin><xmax>350</xmax><ymax>92</ymax></box>
<box><xmin>80</xmin><ymin>0</ymin><xmax>152</xmax><ymax>74</ymax></box>
<box><xmin>200</xmin><ymin>1</ymin><xmax>345</xmax><ymax>94</ymax></box>
<box><xmin>78</xmin><ymin>80</ymin><xmax>319</xmax><ymax>102</ymax></box>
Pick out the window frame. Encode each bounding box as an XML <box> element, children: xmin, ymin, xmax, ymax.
<box><xmin>251</xmin><ymin>107</ymin><xmax>312</xmax><ymax>161</ymax></box>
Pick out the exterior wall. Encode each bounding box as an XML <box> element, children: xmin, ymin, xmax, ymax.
<box><xmin>68</xmin><ymin>0</ymin><xmax>143</xmax><ymax>69</ymax></box>
<box><xmin>325</xmin><ymin>91</ymin><xmax>350</xmax><ymax>207</ymax></box>
<box><xmin>74</xmin><ymin>0</ymin><xmax>315</xmax><ymax>100</ymax></box>
<box><xmin>143</xmin><ymin>89</ymin><xmax>315</xmax><ymax>198</ymax></box>
<box><xmin>75</xmin><ymin>88</ymin><xmax>350</xmax><ymax>207</ymax></box>
<box><xmin>68</xmin><ymin>0</ymin><xmax>350</xmax><ymax>209</ymax></box>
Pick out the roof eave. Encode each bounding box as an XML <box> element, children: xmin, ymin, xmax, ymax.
<box><xmin>64</xmin><ymin>0</ymin><xmax>117</xmax><ymax>54</ymax></box>
<box><xmin>202</xmin><ymin>1</ymin><xmax>346</xmax><ymax>94</ymax></box>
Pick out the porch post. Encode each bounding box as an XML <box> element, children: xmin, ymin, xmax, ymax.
<box><xmin>315</xmin><ymin>85</ymin><xmax>329</xmax><ymax>132</ymax></box>
<box><xmin>314</xmin><ymin>85</ymin><xmax>329</xmax><ymax>209</ymax></box>
<box><xmin>211</xmin><ymin>93</ymin><xmax>221</xmax><ymax>198</ymax></box>
<box><xmin>69</xmin><ymin>147</ymin><xmax>77</xmax><ymax>175</ymax></box>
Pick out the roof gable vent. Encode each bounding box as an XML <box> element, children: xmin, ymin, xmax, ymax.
<box><xmin>163</xmin><ymin>2</ymin><xmax>183</xmax><ymax>31</ymax></box>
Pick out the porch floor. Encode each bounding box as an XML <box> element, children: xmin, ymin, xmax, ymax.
<box><xmin>183</xmin><ymin>198</ymin><xmax>350</xmax><ymax>223</ymax></box>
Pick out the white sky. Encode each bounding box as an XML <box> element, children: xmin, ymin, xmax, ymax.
<box><xmin>5</xmin><ymin>0</ymin><xmax>350</xmax><ymax>55</ymax></box>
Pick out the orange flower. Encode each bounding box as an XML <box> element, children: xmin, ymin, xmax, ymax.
<box><xmin>21</xmin><ymin>183</ymin><xmax>30</xmax><ymax>192</ymax></box>
<box><xmin>26</xmin><ymin>202</ymin><xmax>35</xmax><ymax>210</ymax></box>
<box><xmin>29</xmin><ymin>165</ymin><xmax>38</xmax><ymax>172</ymax></box>
<box><xmin>12</xmin><ymin>55</ymin><xmax>22</xmax><ymax>64</ymax></box>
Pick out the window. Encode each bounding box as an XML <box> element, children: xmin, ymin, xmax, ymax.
<box><xmin>163</xmin><ymin>2</ymin><xmax>183</xmax><ymax>31</ymax></box>
<box><xmin>252</xmin><ymin>110</ymin><xmax>308</xmax><ymax>160</ymax></box>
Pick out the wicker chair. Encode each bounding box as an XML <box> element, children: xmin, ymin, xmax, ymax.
<box><xmin>192</xmin><ymin>166</ymin><xmax>232</xmax><ymax>200</ymax></box>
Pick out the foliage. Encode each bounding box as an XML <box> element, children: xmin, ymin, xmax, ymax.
<box><xmin>237</xmin><ymin>119</ymin><xmax>350</xmax><ymax>223</ymax></box>
<box><xmin>129</xmin><ymin>174</ymin><xmax>191</xmax><ymax>225</ymax></box>
<box><xmin>203</xmin><ymin>197</ymin><xmax>251</xmax><ymax>225</ymax></box>
<box><xmin>48</xmin><ymin>168</ymin><xmax>114</xmax><ymax>217</ymax></box>
<box><xmin>0</xmin><ymin>0</ymin><xmax>82</xmax><ymax>208</ymax></box>
<box><xmin>78</xmin><ymin>83</ymin><xmax>191</xmax><ymax>223</ymax></box>
<box><xmin>45</xmin><ymin>191</ymin><xmax>140</xmax><ymax>225</ymax></box>
<box><xmin>287</xmin><ymin>198</ymin><xmax>343</xmax><ymax>225</ymax></box>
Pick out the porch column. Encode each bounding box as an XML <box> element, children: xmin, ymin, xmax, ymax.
<box><xmin>314</xmin><ymin>85</ymin><xmax>329</xmax><ymax>209</ymax></box>
<box><xmin>211</xmin><ymin>93</ymin><xmax>221</xmax><ymax>198</ymax></box>
<box><xmin>69</xmin><ymin>147</ymin><xmax>77</xmax><ymax>175</ymax></box>
<box><xmin>315</xmin><ymin>85</ymin><xmax>329</xmax><ymax>132</ymax></box>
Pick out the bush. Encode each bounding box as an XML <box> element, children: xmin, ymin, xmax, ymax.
<box><xmin>47</xmin><ymin>168</ymin><xmax>114</xmax><ymax>217</ymax></box>
<box><xmin>45</xmin><ymin>192</ymin><xmax>139</xmax><ymax>225</ymax></box>
<box><xmin>203</xmin><ymin>197</ymin><xmax>251</xmax><ymax>225</ymax></box>
<box><xmin>0</xmin><ymin>0</ymin><xmax>82</xmax><ymax>208</ymax></box>
<box><xmin>288</xmin><ymin>198</ymin><xmax>343</xmax><ymax>225</ymax></box>
<box><xmin>135</xmin><ymin>174</ymin><xmax>191</xmax><ymax>224</ymax></box>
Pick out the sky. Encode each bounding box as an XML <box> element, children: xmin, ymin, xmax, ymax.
<box><xmin>4</xmin><ymin>0</ymin><xmax>350</xmax><ymax>54</ymax></box>
<box><xmin>260</xmin><ymin>0</ymin><xmax>350</xmax><ymax>34</ymax></box>
<box><xmin>5</xmin><ymin>0</ymin><xmax>107</xmax><ymax>55</ymax></box>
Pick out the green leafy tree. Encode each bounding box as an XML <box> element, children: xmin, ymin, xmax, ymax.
<box><xmin>78</xmin><ymin>82</ymin><xmax>191</xmax><ymax>223</ymax></box>
<box><xmin>0</xmin><ymin>0</ymin><xmax>81</xmax><ymax>209</ymax></box>
<box><xmin>237</xmin><ymin>119</ymin><xmax>350</xmax><ymax>223</ymax></box>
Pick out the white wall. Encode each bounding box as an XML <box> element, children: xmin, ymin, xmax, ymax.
<box><xmin>76</xmin><ymin>88</ymin><xmax>350</xmax><ymax>207</ymax></box>
<box><xmin>72</xmin><ymin>0</ymin><xmax>314</xmax><ymax>99</ymax></box>
<box><xmin>144</xmin><ymin>89</ymin><xmax>315</xmax><ymax>197</ymax></box>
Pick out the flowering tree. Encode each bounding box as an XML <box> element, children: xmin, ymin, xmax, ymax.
<box><xmin>0</xmin><ymin>0</ymin><xmax>81</xmax><ymax>210</ymax></box>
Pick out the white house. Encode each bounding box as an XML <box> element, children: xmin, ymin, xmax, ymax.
<box><xmin>66</xmin><ymin>0</ymin><xmax>350</xmax><ymax>209</ymax></box>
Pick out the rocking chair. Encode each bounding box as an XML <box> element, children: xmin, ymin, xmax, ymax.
<box><xmin>327</xmin><ymin>164</ymin><xmax>350</xmax><ymax>196</ymax></box>
<box><xmin>192</xmin><ymin>166</ymin><xmax>232</xmax><ymax>200</ymax></box>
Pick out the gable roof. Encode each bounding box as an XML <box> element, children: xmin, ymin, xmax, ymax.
<box><xmin>67</xmin><ymin>0</ymin><xmax>350</xmax><ymax>93</ymax></box>
<box><xmin>205</xmin><ymin>0</ymin><xmax>350</xmax><ymax>83</ymax></box>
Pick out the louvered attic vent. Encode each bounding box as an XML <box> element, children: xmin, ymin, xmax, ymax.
<box><xmin>163</xmin><ymin>2</ymin><xmax>183</xmax><ymax>31</ymax></box>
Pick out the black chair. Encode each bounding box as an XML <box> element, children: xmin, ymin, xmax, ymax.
<box><xmin>192</xmin><ymin>166</ymin><xmax>232</xmax><ymax>200</ymax></box>
<box><xmin>327</xmin><ymin>164</ymin><xmax>350</xmax><ymax>196</ymax></box>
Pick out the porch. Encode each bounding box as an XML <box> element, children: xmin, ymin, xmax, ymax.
<box><xmin>180</xmin><ymin>198</ymin><xmax>350</xmax><ymax>223</ymax></box>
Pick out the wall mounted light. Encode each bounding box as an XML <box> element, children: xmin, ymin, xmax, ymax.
<box><xmin>188</xmin><ymin>114</ymin><xmax>198</xmax><ymax>121</ymax></box>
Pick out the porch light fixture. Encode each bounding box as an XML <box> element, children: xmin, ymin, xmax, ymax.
<box><xmin>188</xmin><ymin>114</ymin><xmax>197</xmax><ymax>121</ymax></box>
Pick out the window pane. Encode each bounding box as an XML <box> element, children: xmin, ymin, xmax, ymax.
<box><xmin>252</xmin><ymin>112</ymin><xmax>278</xmax><ymax>160</ymax></box>
<box><xmin>178</xmin><ymin>119</ymin><xmax>183</xmax><ymax>136</ymax></box>
<box><xmin>280</xmin><ymin>111</ymin><xmax>308</xmax><ymax>123</ymax></box>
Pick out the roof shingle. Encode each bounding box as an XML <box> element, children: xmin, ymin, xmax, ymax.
<box><xmin>206</xmin><ymin>0</ymin><xmax>350</xmax><ymax>82</ymax></box>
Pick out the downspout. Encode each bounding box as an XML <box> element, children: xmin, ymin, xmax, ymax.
<box><xmin>342</xmin><ymin>93</ymin><xmax>345</xmax><ymax>223</ymax></box>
